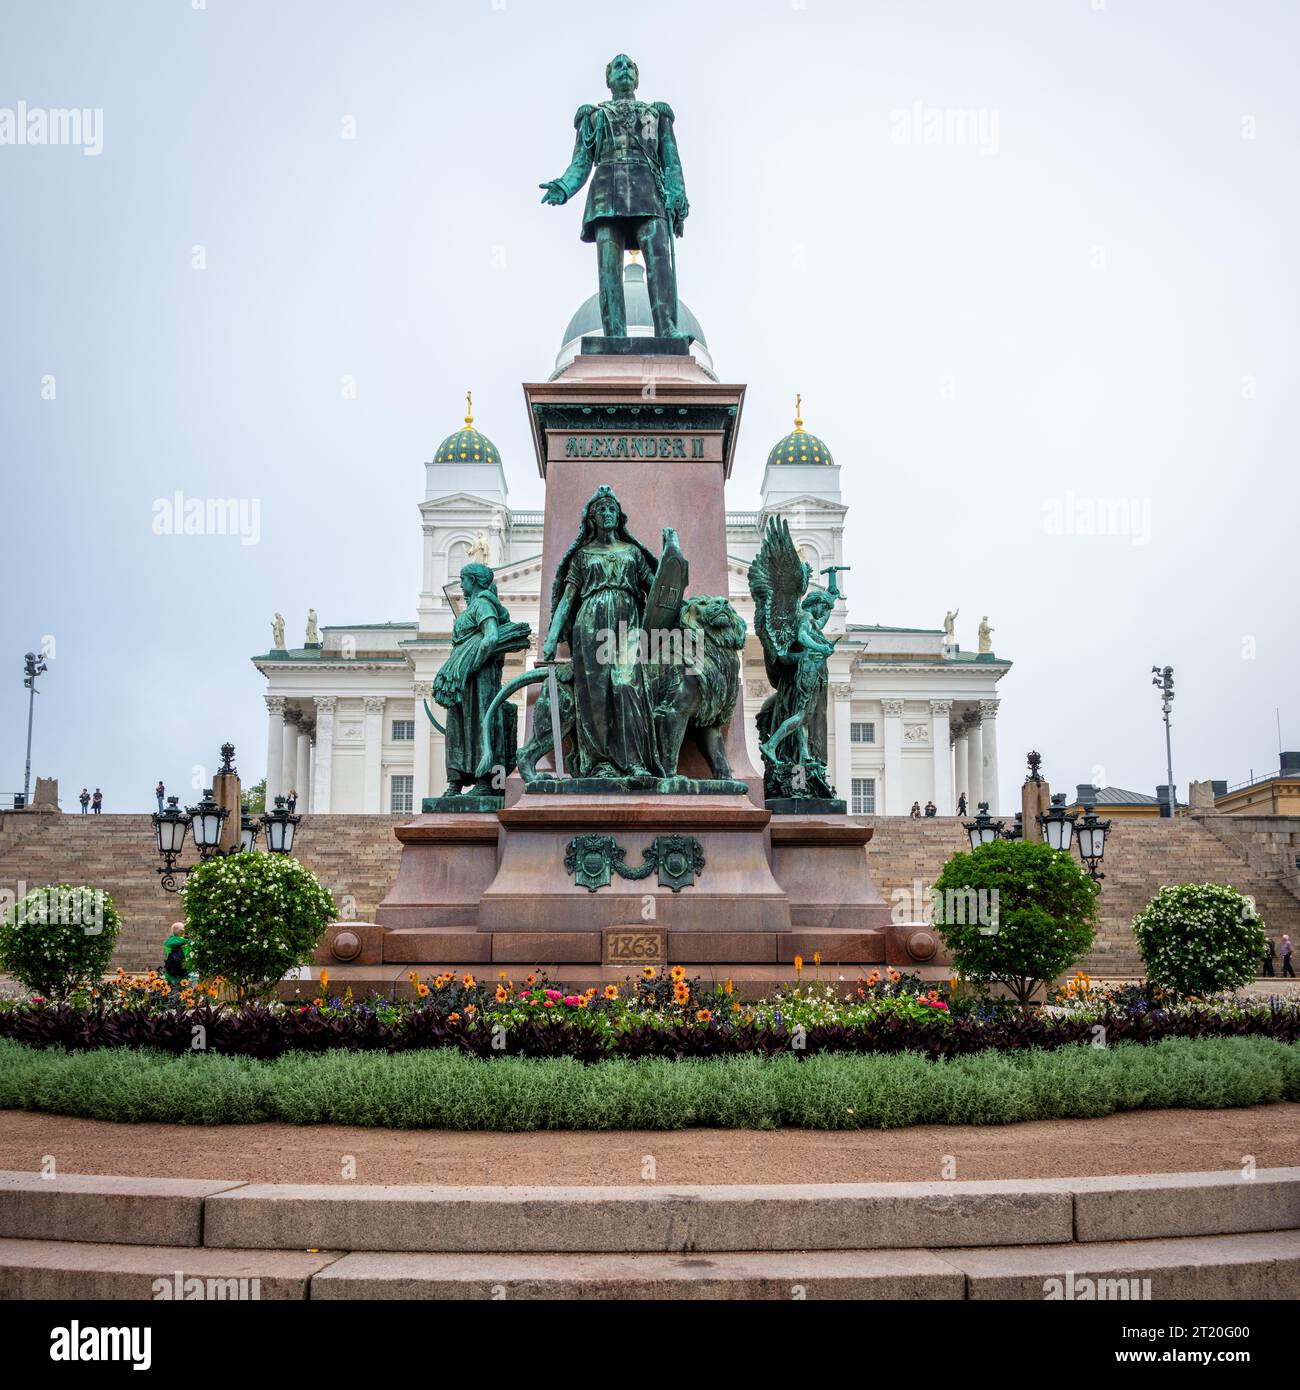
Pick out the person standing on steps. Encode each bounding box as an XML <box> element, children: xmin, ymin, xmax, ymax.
<box><xmin>1282</xmin><ymin>935</ymin><xmax>1295</xmax><ymax>979</ymax></box>
<box><xmin>155</xmin><ymin>780</ymin><xmax>166</xmax><ymax>814</ymax></box>
<box><xmin>957</xmin><ymin>792</ymin><xmax>968</xmax><ymax>817</ymax></box>
<box><xmin>78</xmin><ymin>787</ymin><xmax>90</xmax><ymax>814</ymax></box>
<box><xmin>1262</xmin><ymin>938</ymin><xmax>1275</xmax><ymax>977</ymax></box>
<box><xmin>91</xmin><ymin>788</ymin><xmax>102</xmax><ymax>814</ymax></box>
<box><xmin>286</xmin><ymin>789</ymin><xmax>298</xmax><ymax>814</ymax></box>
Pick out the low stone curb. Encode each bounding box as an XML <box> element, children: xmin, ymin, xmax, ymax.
<box><xmin>0</xmin><ymin>1171</ymin><xmax>246</xmax><ymax>1248</ymax></box>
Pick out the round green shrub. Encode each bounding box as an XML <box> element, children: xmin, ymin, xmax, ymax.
<box><xmin>1132</xmin><ymin>882</ymin><xmax>1266</xmax><ymax>996</ymax></box>
<box><xmin>0</xmin><ymin>885</ymin><xmax>121</xmax><ymax>1000</ymax></box>
<box><xmin>930</xmin><ymin>839</ymin><xmax>1098</xmax><ymax>1007</ymax></box>
<box><xmin>181</xmin><ymin>854</ymin><xmax>336</xmax><ymax>1000</ymax></box>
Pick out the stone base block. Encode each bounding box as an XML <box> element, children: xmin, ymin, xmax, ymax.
<box><xmin>491</xmin><ymin>933</ymin><xmax>603</xmax><ymax>964</ymax></box>
<box><xmin>382</xmin><ymin>929</ymin><xmax>492</xmax><ymax>964</ymax></box>
<box><xmin>767</xmin><ymin>797</ymin><xmax>846</xmax><ymax>816</ymax></box>
<box><xmin>580</xmin><ymin>335</ymin><xmax>693</xmax><ymax>357</ymax></box>
<box><xmin>769</xmin><ymin>816</ymin><xmax>892</xmax><ymax>935</ymax></box>
<box><xmin>374</xmin><ymin>813</ymin><xmax>500</xmax><ymax>930</ymax></box>
<box><xmin>777</xmin><ymin>930</ymin><xmax>886</xmax><ymax>965</ymax></box>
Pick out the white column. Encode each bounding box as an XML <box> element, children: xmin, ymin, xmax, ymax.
<box><xmin>832</xmin><ymin>682</ymin><xmax>853</xmax><ymax>805</ymax></box>
<box><xmin>966</xmin><ymin>717</ymin><xmax>984</xmax><ymax>809</ymax></box>
<box><xmin>980</xmin><ymin>699</ymin><xmax>1001</xmax><ymax>814</ymax></box>
<box><xmin>363</xmin><ymin>696</ymin><xmax>385</xmax><ymax>813</ymax></box>
<box><xmin>953</xmin><ymin>724</ymin><xmax>969</xmax><ymax>811</ymax></box>
<box><xmin>264</xmin><ymin>696</ymin><xmax>285</xmax><ymax>802</ymax></box>
<box><xmin>281</xmin><ymin>710</ymin><xmax>301</xmax><ymax>805</ymax></box>
<box><xmin>882</xmin><ymin>699</ymin><xmax>905</xmax><ymax>814</ymax></box>
<box><xmin>295</xmin><ymin>730</ymin><xmax>311</xmax><ymax>811</ymax></box>
<box><xmin>929</xmin><ymin>700</ymin><xmax>953</xmax><ymax>815</ymax></box>
<box><xmin>413</xmin><ymin>680</ymin><xmax>433</xmax><ymax>809</ymax></box>
<box><xmin>312</xmin><ymin>697</ymin><xmax>335</xmax><ymax>813</ymax></box>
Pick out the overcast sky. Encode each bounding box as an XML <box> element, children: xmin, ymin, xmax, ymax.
<box><xmin>3</xmin><ymin>0</ymin><xmax>1297</xmax><ymax>812</ymax></box>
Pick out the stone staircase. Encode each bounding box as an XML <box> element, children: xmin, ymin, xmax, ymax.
<box><xmin>0</xmin><ymin>812</ymin><xmax>1296</xmax><ymax>979</ymax></box>
<box><xmin>1</xmin><ymin>1167</ymin><xmax>1297</xmax><ymax>1299</ymax></box>
<box><xmin>0</xmin><ymin>815</ymin><xmax>405</xmax><ymax>973</ymax></box>
<box><xmin>864</xmin><ymin>815</ymin><xmax>1300</xmax><ymax>977</ymax></box>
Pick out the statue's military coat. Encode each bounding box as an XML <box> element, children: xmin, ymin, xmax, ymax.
<box><xmin>554</xmin><ymin>99</ymin><xmax>688</xmax><ymax>241</ymax></box>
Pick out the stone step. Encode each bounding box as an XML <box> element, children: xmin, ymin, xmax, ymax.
<box><xmin>311</xmin><ymin>1247</ymin><xmax>964</xmax><ymax>1299</ymax></box>
<box><xmin>201</xmin><ymin>1170</ymin><xmax>1300</xmax><ymax>1255</ymax></box>
<box><xmin>0</xmin><ymin>1237</ymin><xmax>341</xmax><ymax>1300</ymax></box>
<box><xmin>954</xmin><ymin>1229</ymin><xmax>1300</xmax><ymax>1301</ymax></box>
<box><xmin>0</xmin><ymin>1171</ymin><xmax>246</xmax><ymax>1247</ymax></box>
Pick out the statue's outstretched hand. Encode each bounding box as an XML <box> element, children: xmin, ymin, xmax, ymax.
<box><xmin>539</xmin><ymin>181</ymin><xmax>567</xmax><ymax>205</ymax></box>
<box><xmin>541</xmin><ymin>636</ymin><xmax>558</xmax><ymax>662</ymax></box>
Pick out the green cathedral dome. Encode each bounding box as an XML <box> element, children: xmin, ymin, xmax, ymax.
<box><xmin>434</xmin><ymin>393</ymin><xmax>501</xmax><ymax>466</ymax></box>
<box><xmin>767</xmin><ymin>396</ymin><xmax>834</xmax><ymax>466</ymax></box>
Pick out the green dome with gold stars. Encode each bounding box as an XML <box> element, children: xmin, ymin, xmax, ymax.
<box><xmin>767</xmin><ymin>395</ymin><xmax>834</xmax><ymax>467</ymax></box>
<box><xmin>434</xmin><ymin>392</ymin><xmax>501</xmax><ymax>467</ymax></box>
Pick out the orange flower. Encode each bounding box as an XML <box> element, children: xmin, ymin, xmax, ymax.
<box><xmin>731</xmin><ymin>1000</ymin><xmax>741</xmax><ymax>1013</ymax></box>
<box><xmin>723</xmin><ymin>978</ymin><xmax>734</xmax><ymax>996</ymax></box>
<box><xmin>434</xmin><ymin>976</ymin><xmax>447</xmax><ymax>990</ymax></box>
<box><xmin>887</xmin><ymin>968</ymin><xmax>901</xmax><ymax>983</ymax></box>
<box><xmin>407</xmin><ymin>971</ymin><xmax>418</xmax><ymax>985</ymax></box>
<box><xmin>495</xmin><ymin>985</ymin><xmax>509</xmax><ymax>1003</ymax></box>
<box><xmin>499</xmin><ymin>970</ymin><xmax>508</xmax><ymax>980</ymax></box>
<box><xmin>448</xmin><ymin>1012</ymin><xmax>461</xmax><ymax>1023</ymax></box>
<box><xmin>320</xmin><ymin>969</ymin><xmax>329</xmax><ymax>991</ymax></box>
<box><xmin>812</xmin><ymin>951</ymin><xmax>821</xmax><ymax>967</ymax></box>
<box><xmin>695</xmin><ymin>1009</ymin><xmax>713</xmax><ymax>1023</ymax></box>
<box><xmin>793</xmin><ymin>955</ymin><xmax>803</xmax><ymax>975</ymax></box>
<box><xmin>643</xmin><ymin>966</ymin><xmax>656</xmax><ymax>979</ymax></box>
<box><xmin>526</xmin><ymin>974</ymin><xmax>536</xmax><ymax>986</ymax></box>
<box><xmin>604</xmin><ymin>984</ymin><xmax>619</xmax><ymax>1000</ymax></box>
<box><xmin>585</xmin><ymin>987</ymin><xmax>597</xmax><ymax>998</ymax></box>
<box><xmin>464</xmin><ymin>1003</ymin><xmax>476</xmax><ymax>1014</ymax></box>
<box><xmin>577</xmin><ymin>996</ymin><xmax>589</xmax><ymax>1009</ymax></box>
<box><xmin>312</xmin><ymin>997</ymin><xmax>324</xmax><ymax>1008</ymax></box>
<box><xmin>417</xmin><ymin>983</ymin><xmax>430</xmax><ymax>998</ymax></box>
<box><xmin>462</xmin><ymin>974</ymin><xmax>476</xmax><ymax>989</ymax></box>
<box><xmin>671</xmin><ymin>965</ymin><xmax>686</xmax><ymax>983</ymax></box>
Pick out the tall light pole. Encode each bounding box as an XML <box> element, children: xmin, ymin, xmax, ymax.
<box><xmin>1151</xmin><ymin>664</ymin><xmax>1175</xmax><ymax>818</ymax></box>
<box><xmin>22</xmin><ymin>651</ymin><xmax>48</xmax><ymax>805</ymax></box>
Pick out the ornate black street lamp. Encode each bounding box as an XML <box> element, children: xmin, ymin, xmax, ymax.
<box><xmin>1004</xmin><ymin>811</ymin><xmax>1024</xmax><ymax>841</ymax></box>
<box><xmin>187</xmin><ymin>788</ymin><xmax>229</xmax><ymax>856</ymax></box>
<box><xmin>150</xmin><ymin>743</ymin><xmax>299</xmax><ymax>892</ymax></box>
<box><xmin>152</xmin><ymin>796</ymin><xmax>190</xmax><ymax>892</ymax></box>
<box><xmin>1038</xmin><ymin>792</ymin><xmax>1077</xmax><ymax>852</ymax></box>
<box><xmin>260</xmin><ymin>795</ymin><xmax>300</xmax><ymax>854</ymax></box>
<box><xmin>1075</xmin><ymin>806</ymin><xmax>1112</xmax><ymax>881</ymax></box>
<box><xmin>963</xmin><ymin>801</ymin><xmax>1004</xmax><ymax>849</ymax></box>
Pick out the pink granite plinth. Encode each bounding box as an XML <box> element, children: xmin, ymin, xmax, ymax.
<box><xmin>374</xmin><ymin>814</ymin><xmax>500</xmax><ymax>930</ymax></box>
<box><xmin>477</xmin><ymin>792</ymin><xmax>790</xmax><ymax>935</ymax></box>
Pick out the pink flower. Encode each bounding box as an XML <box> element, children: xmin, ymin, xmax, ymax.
<box><xmin>543</xmin><ymin>999</ymin><xmax>555</xmax><ymax>1008</ymax></box>
<box><xmin>564</xmin><ymin>995</ymin><xmax>581</xmax><ymax>1007</ymax></box>
<box><xmin>544</xmin><ymin>989</ymin><xmax>562</xmax><ymax>1001</ymax></box>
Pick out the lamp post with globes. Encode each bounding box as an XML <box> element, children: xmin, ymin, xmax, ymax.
<box><xmin>150</xmin><ymin>746</ymin><xmax>303</xmax><ymax>893</ymax></box>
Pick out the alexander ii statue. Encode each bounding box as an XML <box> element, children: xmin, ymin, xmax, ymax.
<box><xmin>539</xmin><ymin>53</ymin><xmax>690</xmax><ymax>341</ymax></box>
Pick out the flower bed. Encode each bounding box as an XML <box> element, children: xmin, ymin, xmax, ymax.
<box><xmin>0</xmin><ymin>965</ymin><xmax>1296</xmax><ymax>1062</ymax></box>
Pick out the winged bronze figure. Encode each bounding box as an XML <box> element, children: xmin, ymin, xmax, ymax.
<box><xmin>748</xmin><ymin>516</ymin><xmax>840</xmax><ymax>802</ymax></box>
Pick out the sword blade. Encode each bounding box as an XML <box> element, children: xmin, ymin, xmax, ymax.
<box><xmin>545</xmin><ymin>663</ymin><xmax>566</xmax><ymax>778</ymax></box>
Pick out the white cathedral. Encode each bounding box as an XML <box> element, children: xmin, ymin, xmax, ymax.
<box><xmin>254</xmin><ymin>261</ymin><xmax>1011</xmax><ymax>819</ymax></box>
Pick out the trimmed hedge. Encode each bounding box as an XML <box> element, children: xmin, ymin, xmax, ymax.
<box><xmin>0</xmin><ymin>1036</ymin><xmax>1295</xmax><ymax>1130</ymax></box>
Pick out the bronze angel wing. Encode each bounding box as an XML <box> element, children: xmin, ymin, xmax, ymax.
<box><xmin>747</xmin><ymin>516</ymin><xmax>811</xmax><ymax>686</ymax></box>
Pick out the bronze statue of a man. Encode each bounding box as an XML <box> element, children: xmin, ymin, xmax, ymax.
<box><xmin>540</xmin><ymin>53</ymin><xmax>689</xmax><ymax>340</ymax></box>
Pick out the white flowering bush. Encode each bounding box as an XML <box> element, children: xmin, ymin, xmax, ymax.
<box><xmin>1132</xmin><ymin>883</ymin><xmax>1266</xmax><ymax>996</ymax></box>
<box><xmin>181</xmin><ymin>854</ymin><xmax>336</xmax><ymax>1001</ymax></box>
<box><xmin>0</xmin><ymin>885</ymin><xmax>121</xmax><ymax>1000</ymax></box>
